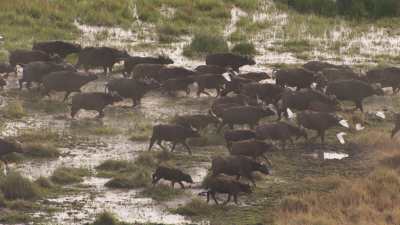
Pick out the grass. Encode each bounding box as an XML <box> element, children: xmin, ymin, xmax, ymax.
<box><xmin>174</xmin><ymin>198</ymin><xmax>215</xmax><ymax>217</ymax></box>
<box><xmin>275</xmin><ymin>168</ymin><xmax>400</xmax><ymax>225</ymax></box>
<box><xmin>16</xmin><ymin>128</ymin><xmax>59</xmax><ymax>143</ymax></box>
<box><xmin>1</xmin><ymin>100</ymin><xmax>26</xmax><ymax>119</ymax></box>
<box><xmin>104</xmin><ymin>166</ymin><xmax>151</xmax><ymax>189</ymax></box>
<box><xmin>50</xmin><ymin>167</ymin><xmax>90</xmax><ymax>185</ymax></box>
<box><xmin>231</xmin><ymin>41</ymin><xmax>257</xmax><ymax>56</ymax></box>
<box><xmin>183</xmin><ymin>33</ymin><xmax>229</xmax><ymax>58</ymax></box>
<box><xmin>92</xmin><ymin>211</ymin><xmax>119</xmax><ymax>225</ymax></box>
<box><xmin>24</xmin><ymin>143</ymin><xmax>60</xmax><ymax>158</ymax></box>
<box><xmin>0</xmin><ymin>172</ymin><xmax>41</xmax><ymax>200</ymax></box>
<box><xmin>141</xmin><ymin>184</ymin><xmax>185</xmax><ymax>201</ymax></box>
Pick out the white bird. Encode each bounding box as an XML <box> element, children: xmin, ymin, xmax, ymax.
<box><xmin>287</xmin><ymin>108</ymin><xmax>296</xmax><ymax>119</ymax></box>
<box><xmin>376</xmin><ymin>111</ymin><xmax>386</xmax><ymax>119</ymax></box>
<box><xmin>339</xmin><ymin>119</ymin><xmax>349</xmax><ymax>128</ymax></box>
<box><xmin>336</xmin><ymin>132</ymin><xmax>347</xmax><ymax>144</ymax></box>
<box><xmin>310</xmin><ymin>82</ymin><xmax>317</xmax><ymax>89</ymax></box>
<box><xmin>222</xmin><ymin>72</ymin><xmax>232</xmax><ymax>82</ymax></box>
<box><xmin>355</xmin><ymin>123</ymin><xmax>365</xmax><ymax>131</ymax></box>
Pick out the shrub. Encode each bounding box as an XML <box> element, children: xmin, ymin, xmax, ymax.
<box><xmin>105</xmin><ymin>166</ymin><xmax>151</xmax><ymax>189</ymax></box>
<box><xmin>174</xmin><ymin>199</ymin><xmax>214</xmax><ymax>217</ymax></box>
<box><xmin>50</xmin><ymin>167</ymin><xmax>90</xmax><ymax>185</ymax></box>
<box><xmin>183</xmin><ymin>33</ymin><xmax>229</xmax><ymax>58</ymax></box>
<box><xmin>2</xmin><ymin>100</ymin><xmax>26</xmax><ymax>119</ymax></box>
<box><xmin>231</xmin><ymin>42</ymin><xmax>257</xmax><ymax>56</ymax></box>
<box><xmin>24</xmin><ymin>143</ymin><xmax>60</xmax><ymax>158</ymax></box>
<box><xmin>92</xmin><ymin>211</ymin><xmax>119</xmax><ymax>225</ymax></box>
<box><xmin>0</xmin><ymin>172</ymin><xmax>40</xmax><ymax>200</ymax></box>
<box><xmin>141</xmin><ymin>185</ymin><xmax>184</xmax><ymax>201</ymax></box>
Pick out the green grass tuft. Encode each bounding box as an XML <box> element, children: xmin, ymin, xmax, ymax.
<box><xmin>231</xmin><ymin>42</ymin><xmax>257</xmax><ymax>56</ymax></box>
<box><xmin>50</xmin><ymin>167</ymin><xmax>90</xmax><ymax>185</ymax></box>
<box><xmin>92</xmin><ymin>211</ymin><xmax>120</xmax><ymax>225</ymax></box>
<box><xmin>183</xmin><ymin>33</ymin><xmax>229</xmax><ymax>58</ymax></box>
<box><xmin>141</xmin><ymin>184</ymin><xmax>185</xmax><ymax>201</ymax></box>
<box><xmin>24</xmin><ymin>143</ymin><xmax>60</xmax><ymax>158</ymax></box>
<box><xmin>0</xmin><ymin>172</ymin><xmax>41</xmax><ymax>200</ymax></box>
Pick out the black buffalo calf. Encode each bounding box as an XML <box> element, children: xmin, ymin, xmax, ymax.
<box><xmin>152</xmin><ymin>166</ymin><xmax>193</xmax><ymax>188</ymax></box>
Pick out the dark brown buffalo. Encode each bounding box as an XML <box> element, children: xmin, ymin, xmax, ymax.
<box><xmin>217</xmin><ymin>106</ymin><xmax>275</xmax><ymax>132</ymax></box>
<box><xmin>303</xmin><ymin>61</ymin><xmax>350</xmax><ymax>72</ymax></box>
<box><xmin>161</xmin><ymin>77</ymin><xmax>194</xmax><ymax>96</ymax></box>
<box><xmin>230</xmin><ymin>140</ymin><xmax>275</xmax><ymax>164</ymax></box>
<box><xmin>326</xmin><ymin>79</ymin><xmax>383</xmax><ymax>112</ymax></box>
<box><xmin>297</xmin><ymin>111</ymin><xmax>345</xmax><ymax>143</ymax></box>
<box><xmin>33</xmin><ymin>41</ymin><xmax>81</xmax><ymax>58</ymax></box>
<box><xmin>152</xmin><ymin>166</ymin><xmax>193</xmax><ymax>188</ymax></box>
<box><xmin>174</xmin><ymin>114</ymin><xmax>219</xmax><ymax>130</ymax></box>
<box><xmin>123</xmin><ymin>55</ymin><xmax>173</xmax><ymax>76</ymax></box>
<box><xmin>157</xmin><ymin>66</ymin><xmax>196</xmax><ymax>82</ymax></box>
<box><xmin>148</xmin><ymin>124</ymin><xmax>200</xmax><ymax>155</ymax></box>
<box><xmin>106</xmin><ymin>78</ymin><xmax>159</xmax><ymax>107</ymax></box>
<box><xmin>278</xmin><ymin>89</ymin><xmax>339</xmax><ymax>120</ymax></box>
<box><xmin>275</xmin><ymin>68</ymin><xmax>316</xmax><ymax>90</ymax></box>
<box><xmin>132</xmin><ymin>63</ymin><xmax>165</xmax><ymax>80</ymax></box>
<box><xmin>211</xmin><ymin>156</ymin><xmax>270</xmax><ymax>186</ymax></box>
<box><xmin>206</xmin><ymin>53</ymin><xmax>255</xmax><ymax>72</ymax></box>
<box><xmin>42</xmin><ymin>71</ymin><xmax>98</xmax><ymax>101</ymax></box>
<box><xmin>224</xmin><ymin>129</ymin><xmax>256</xmax><ymax>149</ymax></box>
<box><xmin>204</xmin><ymin>176</ymin><xmax>252</xmax><ymax>205</ymax></box>
<box><xmin>195</xmin><ymin>65</ymin><xmax>229</xmax><ymax>74</ymax></box>
<box><xmin>366</xmin><ymin>67</ymin><xmax>400</xmax><ymax>93</ymax></box>
<box><xmin>70</xmin><ymin>92</ymin><xmax>122</xmax><ymax>118</ymax></box>
<box><xmin>315</xmin><ymin>67</ymin><xmax>360</xmax><ymax>90</ymax></box>
<box><xmin>76</xmin><ymin>47</ymin><xmax>130</xmax><ymax>74</ymax></box>
<box><xmin>241</xmin><ymin>82</ymin><xmax>285</xmax><ymax>105</ymax></box>
<box><xmin>194</xmin><ymin>73</ymin><xmax>228</xmax><ymax>97</ymax></box>
<box><xmin>255</xmin><ymin>122</ymin><xmax>307</xmax><ymax>149</ymax></box>
<box><xmin>9</xmin><ymin>49</ymin><xmax>54</xmax><ymax>67</ymax></box>
<box><xmin>238</xmin><ymin>72</ymin><xmax>270</xmax><ymax>82</ymax></box>
<box><xmin>19</xmin><ymin>61</ymin><xmax>76</xmax><ymax>89</ymax></box>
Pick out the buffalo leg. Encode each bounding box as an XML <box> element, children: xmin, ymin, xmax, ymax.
<box><xmin>18</xmin><ymin>79</ymin><xmax>24</xmax><ymax>89</ymax></box>
<box><xmin>103</xmin><ymin>66</ymin><xmax>108</xmax><ymax>75</ymax></box>
<box><xmin>63</xmin><ymin>92</ymin><xmax>71</xmax><ymax>102</ymax></box>
<box><xmin>178</xmin><ymin>181</ymin><xmax>185</xmax><ymax>189</ymax></box>
<box><xmin>207</xmin><ymin>191</ymin><xmax>210</xmax><ymax>203</ymax></box>
<box><xmin>211</xmin><ymin>192</ymin><xmax>219</xmax><ymax>205</ymax></box>
<box><xmin>355</xmin><ymin>100</ymin><xmax>363</xmax><ymax>112</ymax></box>
<box><xmin>70</xmin><ymin>108</ymin><xmax>79</xmax><ymax>119</ymax></box>
<box><xmin>233</xmin><ymin>194</ymin><xmax>238</xmax><ymax>204</ymax></box>
<box><xmin>171</xmin><ymin>181</ymin><xmax>175</xmax><ymax>188</ymax></box>
<box><xmin>97</xmin><ymin>110</ymin><xmax>105</xmax><ymax>118</ymax></box>
<box><xmin>262</xmin><ymin>155</ymin><xmax>273</xmax><ymax>167</ymax></box>
<box><xmin>182</xmin><ymin>141</ymin><xmax>192</xmax><ymax>155</ymax></box>
<box><xmin>152</xmin><ymin>177</ymin><xmax>161</xmax><ymax>185</ymax></box>
<box><xmin>171</xmin><ymin>142</ymin><xmax>177</xmax><ymax>152</ymax></box>
<box><xmin>148</xmin><ymin>137</ymin><xmax>156</xmax><ymax>151</ymax></box>
<box><xmin>224</xmin><ymin>194</ymin><xmax>231</xmax><ymax>205</ymax></box>
<box><xmin>217</xmin><ymin>122</ymin><xmax>226</xmax><ymax>133</ymax></box>
<box><xmin>320</xmin><ymin>130</ymin><xmax>325</xmax><ymax>143</ymax></box>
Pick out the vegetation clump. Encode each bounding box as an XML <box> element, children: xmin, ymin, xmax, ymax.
<box><xmin>0</xmin><ymin>172</ymin><xmax>41</xmax><ymax>200</ymax></box>
<box><xmin>183</xmin><ymin>33</ymin><xmax>229</xmax><ymax>58</ymax></box>
<box><xmin>50</xmin><ymin>167</ymin><xmax>90</xmax><ymax>185</ymax></box>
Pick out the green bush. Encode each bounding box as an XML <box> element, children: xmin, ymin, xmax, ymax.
<box><xmin>0</xmin><ymin>172</ymin><xmax>41</xmax><ymax>200</ymax></box>
<box><xmin>183</xmin><ymin>33</ymin><xmax>229</xmax><ymax>58</ymax></box>
<box><xmin>92</xmin><ymin>211</ymin><xmax>119</xmax><ymax>225</ymax></box>
<box><xmin>50</xmin><ymin>167</ymin><xmax>90</xmax><ymax>185</ymax></box>
<box><xmin>231</xmin><ymin>42</ymin><xmax>257</xmax><ymax>56</ymax></box>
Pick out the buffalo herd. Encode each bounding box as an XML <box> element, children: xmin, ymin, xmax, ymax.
<box><xmin>1</xmin><ymin>40</ymin><xmax>400</xmax><ymax>205</ymax></box>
